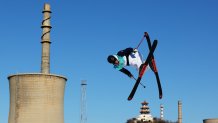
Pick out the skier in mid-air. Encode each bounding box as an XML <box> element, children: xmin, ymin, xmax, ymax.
<box><xmin>107</xmin><ymin>32</ymin><xmax>162</xmax><ymax>100</ymax></box>
<box><xmin>107</xmin><ymin>47</ymin><xmax>152</xmax><ymax>78</ymax></box>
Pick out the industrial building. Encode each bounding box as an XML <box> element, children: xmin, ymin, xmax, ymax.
<box><xmin>8</xmin><ymin>3</ymin><xmax>67</xmax><ymax>123</ymax></box>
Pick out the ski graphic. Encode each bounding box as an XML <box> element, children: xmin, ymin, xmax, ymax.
<box><xmin>128</xmin><ymin>40</ymin><xmax>158</xmax><ymax>101</ymax></box>
<box><xmin>144</xmin><ymin>32</ymin><xmax>163</xmax><ymax>99</ymax></box>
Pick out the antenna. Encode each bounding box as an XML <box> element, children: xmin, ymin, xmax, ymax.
<box><xmin>80</xmin><ymin>80</ymin><xmax>87</xmax><ymax>123</ymax></box>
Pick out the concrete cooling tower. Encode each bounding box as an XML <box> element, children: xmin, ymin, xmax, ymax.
<box><xmin>203</xmin><ymin>119</ymin><xmax>218</xmax><ymax>123</ymax></box>
<box><xmin>8</xmin><ymin>3</ymin><xmax>67</xmax><ymax>123</ymax></box>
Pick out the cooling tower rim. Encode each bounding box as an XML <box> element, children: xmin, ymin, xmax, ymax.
<box><xmin>8</xmin><ymin>73</ymin><xmax>67</xmax><ymax>80</ymax></box>
<box><xmin>203</xmin><ymin>118</ymin><xmax>218</xmax><ymax>120</ymax></box>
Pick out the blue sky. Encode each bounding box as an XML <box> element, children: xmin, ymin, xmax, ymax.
<box><xmin>1</xmin><ymin>1</ymin><xmax>218</xmax><ymax>123</ymax></box>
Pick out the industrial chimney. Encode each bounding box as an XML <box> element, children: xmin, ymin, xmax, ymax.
<box><xmin>178</xmin><ymin>100</ymin><xmax>182</xmax><ymax>123</ymax></box>
<box><xmin>8</xmin><ymin>3</ymin><xmax>67</xmax><ymax>123</ymax></box>
<box><xmin>41</xmin><ymin>3</ymin><xmax>52</xmax><ymax>74</ymax></box>
<box><xmin>160</xmin><ymin>104</ymin><xmax>164</xmax><ymax>120</ymax></box>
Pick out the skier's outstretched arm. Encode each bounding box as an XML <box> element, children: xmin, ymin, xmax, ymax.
<box><xmin>119</xmin><ymin>68</ymin><xmax>133</xmax><ymax>78</ymax></box>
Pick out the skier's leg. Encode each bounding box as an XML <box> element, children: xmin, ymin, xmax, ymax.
<box><xmin>129</xmin><ymin>51</ymin><xmax>144</xmax><ymax>71</ymax></box>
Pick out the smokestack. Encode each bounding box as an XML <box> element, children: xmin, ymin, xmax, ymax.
<box><xmin>160</xmin><ymin>104</ymin><xmax>164</xmax><ymax>120</ymax></box>
<box><xmin>41</xmin><ymin>3</ymin><xmax>52</xmax><ymax>73</ymax></box>
<box><xmin>178</xmin><ymin>100</ymin><xmax>182</xmax><ymax>123</ymax></box>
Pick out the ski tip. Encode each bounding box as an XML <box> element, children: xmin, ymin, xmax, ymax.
<box><xmin>144</xmin><ymin>32</ymin><xmax>148</xmax><ymax>37</ymax></box>
<box><xmin>159</xmin><ymin>95</ymin><xmax>163</xmax><ymax>99</ymax></box>
<box><xmin>153</xmin><ymin>39</ymin><xmax>158</xmax><ymax>45</ymax></box>
<box><xmin>127</xmin><ymin>97</ymin><xmax>132</xmax><ymax>101</ymax></box>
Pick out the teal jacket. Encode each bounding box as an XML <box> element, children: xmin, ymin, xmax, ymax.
<box><xmin>113</xmin><ymin>47</ymin><xmax>134</xmax><ymax>78</ymax></box>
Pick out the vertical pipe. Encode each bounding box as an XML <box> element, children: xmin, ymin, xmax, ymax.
<box><xmin>178</xmin><ymin>100</ymin><xmax>182</xmax><ymax>123</ymax></box>
<box><xmin>160</xmin><ymin>104</ymin><xmax>164</xmax><ymax>120</ymax></box>
<box><xmin>41</xmin><ymin>3</ymin><xmax>52</xmax><ymax>74</ymax></box>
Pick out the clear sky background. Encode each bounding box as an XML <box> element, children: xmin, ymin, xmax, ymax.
<box><xmin>0</xmin><ymin>1</ymin><xmax>218</xmax><ymax>123</ymax></box>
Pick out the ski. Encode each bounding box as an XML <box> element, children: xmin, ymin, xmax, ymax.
<box><xmin>128</xmin><ymin>40</ymin><xmax>158</xmax><ymax>101</ymax></box>
<box><xmin>144</xmin><ymin>32</ymin><xmax>163</xmax><ymax>99</ymax></box>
